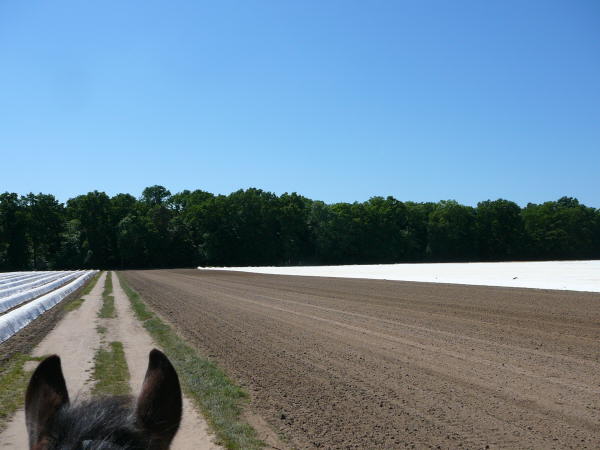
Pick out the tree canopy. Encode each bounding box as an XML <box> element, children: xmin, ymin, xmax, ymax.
<box><xmin>0</xmin><ymin>188</ymin><xmax>598</xmax><ymax>270</ymax></box>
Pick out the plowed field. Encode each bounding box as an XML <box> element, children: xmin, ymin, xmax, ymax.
<box><xmin>123</xmin><ymin>269</ymin><xmax>600</xmax><ymax>449</ymax></box>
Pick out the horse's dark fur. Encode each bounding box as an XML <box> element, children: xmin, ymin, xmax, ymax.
<box><xmin>41</xmin><ymin>396</ymin><xmax>145</xmax><ymax>449</ymax></box>
<box><xmin>25</xmin><ymin>350</ymin><xmax>182</xmax><ymax>450</ymax></box>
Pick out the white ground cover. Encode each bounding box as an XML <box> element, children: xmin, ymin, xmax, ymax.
<box><xmin>0</xmin><ymin>271</ymin><xmax>67</xmax><ymax>298</ymax></box>
<box><xmin>0</xmin><ymin>272</ymin><xmax>54</xmax><ymax>287</ymax></box>
<box><xmin>0</xmin><ymin>272</ymin><xmax>29</xmax><ymax>282</ymax></box>
<box><xmin>0</xmin><ymin>270</ymin><xmax>97</xmax><ymax>343</ymax></box>
<box><xmin>0</xmin><ymin>271</ymin><xmax>85</xmax><ymax>313</ymax></box>
<box><xmin>200</xmin><ymin>260</ymin><xmax>600</xmax><ymax>293</ymax></box>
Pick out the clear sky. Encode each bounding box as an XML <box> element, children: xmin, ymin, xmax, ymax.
<box><xmin>1</xmin><ymin>1</ymin><xmax>599</xmax><ymax>206</ymax></box>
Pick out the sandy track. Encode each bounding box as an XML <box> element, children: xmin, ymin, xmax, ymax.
<box><xmin>123</xmin><ymin>269</ymin><xmax>600</xmax><ymax>449</ymax></box>
<box><xmin>110</xmin><ymin>273</ymin><xmax>218</xmax><ymax>450</ymax></box>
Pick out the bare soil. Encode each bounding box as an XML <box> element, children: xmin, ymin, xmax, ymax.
<box><xmin>123</xmin><ymin>269</ymin><xmax>600</xmax><ymax>449</ymax></box>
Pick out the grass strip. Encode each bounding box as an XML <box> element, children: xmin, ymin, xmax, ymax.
<box><xmin>98</xmin><ymin>272</ymin><xmax>116</xmax><ymax>318</ymax></box>
<box><xmin>57</xmin><ymin>270</ymin><xmax>103</xmax><ymax>313</ymax></box>
<box><xmin>0</xmin><ymin>354</ymin><xmax>45</xmax><ymax>432</ymax></box>
<box><xmin>81</xmin><ymin>271</ymin><xmax>102</xmax><ymax>296</ymax></box>
<box><xmin>64</xmin><ymin>297</ymin><xmax>85</xmax><ymax>312</ymax></box>
<box><xmin>91</xmin><ymin>341</ymin><xmax>130</xmax><ymax>396</ymax></box>
<box><xmin>116</xmin><ymin>272</ymin><xmax>263</xmax><ymax>450</ymax></box>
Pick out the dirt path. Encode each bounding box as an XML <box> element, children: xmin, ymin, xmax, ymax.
<box><xmin>0</xmin><ymin>272</ymin><xmax>106</xmax><ymax>448</ymax></box>
<box><xmin>124</xmin><ymin>269</ymin><xmax>600</xmax><ymax>449</ymax></box>
<box><xmin>0</xmin><ymin>271</ymin><xmax>218</xmax><ymax>450</ymax></box>
<box><xmin>109</xmin><ymin>272</ymin><xmax>218</xmax><ymax>450</ymax></box>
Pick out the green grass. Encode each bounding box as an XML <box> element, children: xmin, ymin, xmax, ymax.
<box><xmin>64</xmin><ymin>297</ymin><xmax>85</xmax><ymax>312</ymax></box>
<box><xmin>63</xmin><ymin>271</ymin><xmax>103</xmax><ymax>313</ymax></box>
<box><xmin>116</xmin><ymin>272</ymin><xmax>263</xmax><ymax>450</ymax></box>
<box><xmin>0</xmin><ymin>354</ymin><xmax>45</xmax><ymax>432</ymax></box>
<box><xmin>91</xmin><ymin>341</ymin><xmax>131</xmax><ymax>396</ymax></box>
<box><xmin>98</xmin><ymin>272</ymin><xmax>116</xmax><ymax>318</ymax></box>
<box><xmin>81</xmin><ymin>271</ymin><xmax>102</xmax><ymax>296</ymax></box>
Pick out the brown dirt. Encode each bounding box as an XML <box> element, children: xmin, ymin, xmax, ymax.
<box><xmin>122</xmin><ymin>269</ymin><xmax>600</xmax><ymax>449</ymax></box>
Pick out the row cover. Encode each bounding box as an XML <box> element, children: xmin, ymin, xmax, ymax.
<box><xmin>0</xmin><ymin>272</ymin><xmax>70</xmax><ymax>298</ymax></box>
<box><xmin>208</xmin><ymin>260</ymin><xmax>600</xmax><ymax>292</ymax></box>
<box><xmin>0</xmin><ymin>272</ymin><xmax>59</xmax><ymax>290</ymax></box>
<box><xmin>0</xmin><ymin>272</ymin><xmax>26</xmax><ymax>281</ymax></box>
<box><xmin>0</xmin><ymin>271</ymin><xmax>24</xmax><ymax>277</ymax></box>
<box><xmin>0</xmin><ymin>272</ymin><xmax>54</xmax><ymax>287</ymax></box>
<box><xmin>0</xmin><ymin>271</ymin><xmax>85</xmax><ymax>314</ymax></box>
<box><xmin>0</xmin><ymin>271</ymin><xmax>97</xmax><ymax>344</ymax></box>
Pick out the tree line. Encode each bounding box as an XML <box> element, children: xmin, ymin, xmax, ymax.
<box><xmin>0</xmin><ymin>186</ymin><xmax>598</xmax><ymax>270</ymax></box>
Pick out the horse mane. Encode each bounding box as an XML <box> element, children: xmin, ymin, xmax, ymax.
<box><xmin>46</xmin><ymin>396</ymin><xmax>146</xmax><ymax>449</ymax></box>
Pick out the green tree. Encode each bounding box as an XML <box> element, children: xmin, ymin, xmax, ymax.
<box><xmin>0</xmin><ymin>193</ymin><xmax>29</xmax><ymax>270</ymax></box>
<box><xmin>405</xmin><ymin>202</ymin><xmax>436</xmax><ymax>261</ymax></box>
<box><xmin>54</xmin><ymin>219</ymin><xmax>84</xmax><ymax>269</ymax></box>
<box><xmin>138</xmin><ymin>186</ymin><xmax>174</xmax><ymax>267</ymax></box>
<box><xmin>360</xmin><ymin>196</ymin><xmax>410</xmax><ymax>263</ymax></box>
<box><xmin>117</xmin><ymin>213</ymin><xmax>152</xmax><ymax>268</ymax></box>
<box><xmin>277</xmin><ymin>193</ymin><xmax>313</xmax><ymax>264</ymax></box>
<box><xmin>141</xmin><ymin>185</ymin><xmax>171</xmax><ymax>206</ymax></box>
<box><xmin>24</xmin><ymin>193</ymin><xmax>65</xmax><ymax>269</ymax></box>
<box><xmin>198</xmin><ymin>189</ymin><xmax>280</xmax><ymax>266</ymax></box>
<box><xmin>522</xmin><ymin>197</ymin><xmax>598</xmax><ymax>259</ymax></box>
<box><xmin>66</xmin><ymin>191</ymin><xmax>114</xmax><ymax>268</ymax></box>
<box><xmin>476</xmin><ymin>199</ymin><xmax>524</xmax><ymax>261</ymax></box>
<box><xmin>109</xmin><ymin>194</ymin><xmax>137</xmax><ymax>267</ymax></box>
<box><xmin>427</xmin><ymin>200</ymin><xmax>478</xmax><ymax>261</ymax></box>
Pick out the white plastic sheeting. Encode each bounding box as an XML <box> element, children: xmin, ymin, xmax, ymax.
<box><xmin>0</xmin><ymin>270</ymin><xmax>97</xmax><ymax>343</ymax></box>
<box><xmin>0</xmin><ymin>271</ymin><xmax>85</xmax><ymax>313</ymax></box>
<box><xmin>0</xmin><ymin>272</ymin><xmax>25</xmax><ymax>281</ymax></box>
<box><xmin>0</xmin><ymin>272</ymin><xmax>48</xmax><ymax>287</ymax></box>
<box><xmin>0</xmin><ymin>272</ymin><xmax>23</xmax><ymax>278</ymax></box>
<box><xmin>200</xmin><ymin>260</ymin><xmax>600</xmax><ymax>293</ymax></box>
<box><xmin>0</xmin><ymin>272</ymin><xmax>56</xmax><ymax>290</ymax></box>
<box><xmin>0</xmin><ymin>272</ymin><xmax>67</xmax><ymax>298</ymax></box>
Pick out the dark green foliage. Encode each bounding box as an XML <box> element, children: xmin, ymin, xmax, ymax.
<box><xmin>477</xmin><ymin>199</ymin><xmax>524</xmax><ymax>260</ymax></box>
<box><xmin>24</xmin><ymin>193</ymin><xmax>64</xmax><ymax>269</ymax></box>
<box><xmin>311</xmin><ymin>198</ymin><xmax>412</xmax><ymax>264</ymax></box>
<box><xmin>66</xmin><ymin>191</ymin><xmax>114</xmax><ymax>268</ymax></box>
<box><xmin>0</xmin><ymin>193</ymin><xmax>30</xmax><ymax>270</ymax></box>
<box><xmin>0</xmin><ymin>187</ymin><xmax>598</xmax><ymax>269</ymax></box>
<box><xmin>522</xmin><ymin>197</ymin><xmax>599</xmax><ymax>260</ymax></box>
<box><xmin>405</xmin><ymin>201</ymin><xmax>436</xmax><ymax>261</ymax></box>
<box><xmin>427</xmin><ymin>201</ymin><xmax>478</xmax><ymax>261</ymax></box>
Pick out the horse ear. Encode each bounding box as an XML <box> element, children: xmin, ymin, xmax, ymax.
<box><xmin>25</xmin><ymin>355</ymin><xmax>70</xmax><ymax>449</ymax></box>
<box><xmin>136</xmin><ymin>349</ymin><xmax>182</xmax><ymax>449</ymax></box>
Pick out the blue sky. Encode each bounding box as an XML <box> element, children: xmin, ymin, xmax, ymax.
<box><xmin>1</xmin><ymin>1</ymin><xmax>599</xmax><ymax>206</ymax></box>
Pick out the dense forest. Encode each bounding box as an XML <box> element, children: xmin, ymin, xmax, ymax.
<box><xmin>0</xmin><ymin>186</ymin><xmax>598</xmax><ymax>270</ymax></box>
